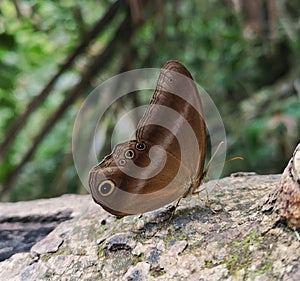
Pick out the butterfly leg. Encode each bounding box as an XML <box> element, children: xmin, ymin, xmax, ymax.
<box><xmin>192</xmin><ymin>187</ymin><xmax>219</xmax><ymax>214</ymax></box>
<box><xmin>166</xmin><ymin>197</ymin><xmax>183</xmax><ymax>220</ymax></box>
<box><xmin>204</xmin><ymin>189</ymin><xmax>217</xmax><ymax>213</ymax></box>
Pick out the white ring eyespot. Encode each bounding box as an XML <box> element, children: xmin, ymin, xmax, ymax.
<box><xmin>98</xmin><ymin>180</ymin><xmax>115</xmax><ymax>197</ymax></box>
<box><xmin>136</xmin><ymin>142</ymin><xmax>146</xmax><ymax>151</ymax></box>
<box><xmin>124</xmin><ymin>149</ymin><xmax>135</xmax><ymax>159</ymax></box>
<box><xmin>167</xmin><ymin>73</ymin><xmax>175</xmax><ymax>83</ymax></box>
<box><xmin>119</xmin><ymin>159</ymin><xmax>126</xmax><ymax>166</ymax></box>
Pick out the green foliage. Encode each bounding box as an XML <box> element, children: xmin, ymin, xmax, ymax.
<box><xmin>135</xmin><ymin>0</ymin><xmax>299</xmax><ymax>175</ymax></box>
<box><xmin>0</xmin><ymin>0</ymin><xmax>299</xmax><ymax>201</ymax></box>
<box><xmin>0</xmin><ymin>0</ymin><xmax>109</xmax><ymax>199</ymax></box>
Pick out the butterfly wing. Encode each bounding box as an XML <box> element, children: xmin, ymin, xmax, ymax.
<box><xmin>89</xmin><ymin>61</ymin><xmax>206</xmax><ymax>216</ymax></box>
<box><xmin>136</xmin><ymin>61</ymin><xmax>206</xmax><ymax>187</ymax></box>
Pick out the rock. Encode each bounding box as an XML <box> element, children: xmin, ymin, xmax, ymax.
<box><xmin>132</xmin><ymin>242</ymin><xmax>148</xmax><ymax>256</ymax></box>
<box><xmin>168</xmin><ymin>240</ymin><xmax>187</xmax><ymax>255</ymax></box>
<box><xmin>0</xmin><ymin>198</ymin><xmax>73</xmax><ymax>262</ymax></box>
<box><xmin>104</xmin><ymin>233</ymin><xmax>137</xmax><ymax>251</ymax></box>
<box><xmin>123</xmin><ymin>262</ymin><xmax>151</xmax><ymax>281</ymax></box>
<box><xmin>198</xmin><ymin>264</ymin><xmax>228</xmax><ymax>281</ymax></box>
<box><xmin>30</xmin><ymin>233</ymin><xmax>63</xmax><ymax>255</ymax></box>
<box><xmin>0</xmin><ymin>175</ymin><xmax>299</xmax><ymax>280</ymax></box>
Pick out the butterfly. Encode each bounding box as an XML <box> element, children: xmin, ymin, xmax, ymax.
<box><xmin>89</xmin><ymin>61</ymin><xmax>206</xmax><ymax>217</ymax></box>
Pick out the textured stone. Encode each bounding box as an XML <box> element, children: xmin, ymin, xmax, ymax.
<box><xmin>0</xmin><ymin>175</ymin><xmax>299</xmax><ymax>280</ymax></box>
<box><xmin>123</xmin><ymin>262</ymin><xmax>151</xmax><ymax>281</ymax></box>
<box><xmin>31</xmin><ymin>233</ymin><xmax>63</xmax><ymax>255</ymax></box>
<box><xmin>105</xmin><ymin>232</ymin><xmax>137</xmax><ymax>251</ymax></box>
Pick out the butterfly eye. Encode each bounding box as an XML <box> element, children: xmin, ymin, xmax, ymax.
<box><xmin>98</xmin><ymin>180</ymin><xmax>115</xmax><ymax>197</ymax></box>
<box><xmin>124</xmin><ymin>149</ymin><xmax>135</xmax><ymax>159</ymax></box>
<box><xmin>136</xmin><ymin>142</ymin><xmax>146</xmax><ymax>151</ymax></box>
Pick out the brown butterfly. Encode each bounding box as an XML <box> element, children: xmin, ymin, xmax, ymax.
<box><xmin>89</xmin><ymin>61</ymin><xmax>206</xmax><ymax>217</ymax></box>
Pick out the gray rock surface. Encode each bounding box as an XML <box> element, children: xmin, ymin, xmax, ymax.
<box><xmin>0</xmin><ymin>174</ymin><xmax>299</xmax><ymax>280</ymax></box>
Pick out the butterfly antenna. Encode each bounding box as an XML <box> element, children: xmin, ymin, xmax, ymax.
<box><xmin>206</xmin><ymin>141</ymin><xmax>225</xmax><ymax>171</ymax></box>
<box><xmin>225</xmin><ymin>156</ymin><xmax>244</xmax><ymax>163</ymax></box>
<box><xmin>203</xmin><ymin>142</ymin><xmax>244</xmax><ymax>181</ymax></box>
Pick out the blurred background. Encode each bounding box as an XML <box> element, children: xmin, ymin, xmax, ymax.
<box><xmin>0</xmin><ymin>0</ymin><xmax>299</xmax><ymax>202</ymax></box>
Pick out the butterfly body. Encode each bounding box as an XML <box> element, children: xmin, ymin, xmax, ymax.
<box><xmin>89</xmin><ymin>61</ymin><xmax>206</xmax><ymax>216</ymax></box>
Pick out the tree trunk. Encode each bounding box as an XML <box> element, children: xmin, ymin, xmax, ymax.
<box><xmin>262</xmin><ymin>143</ymin><xmax>300</xmax><ymax>230</ymax></box>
